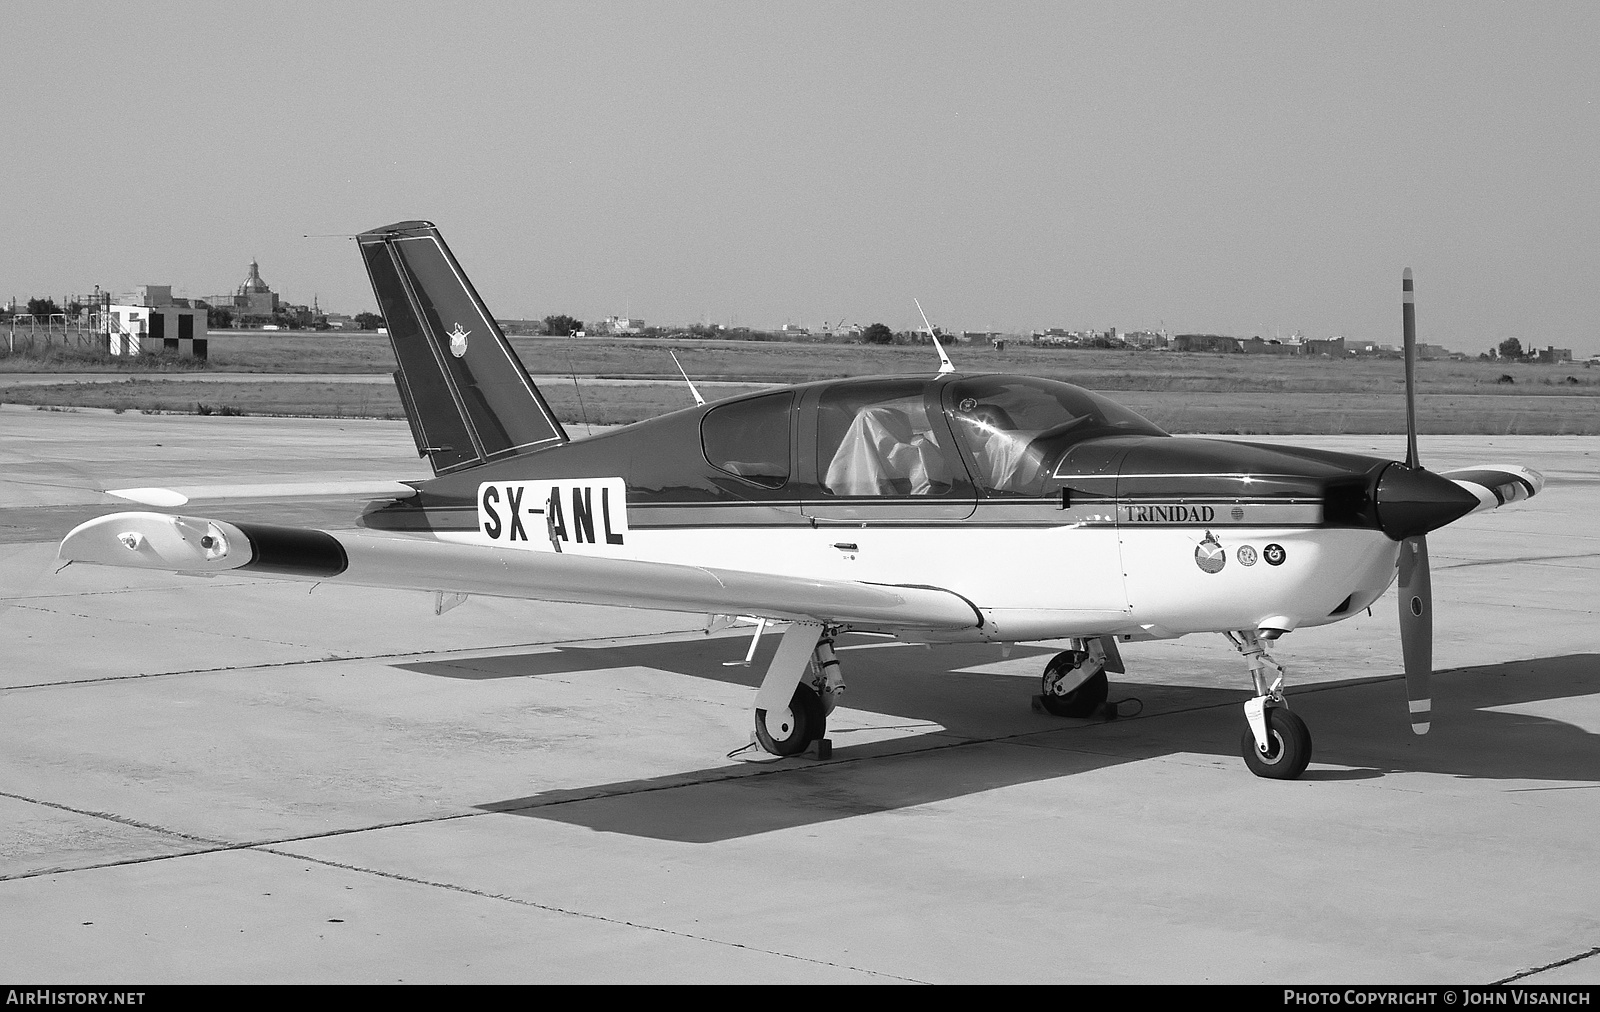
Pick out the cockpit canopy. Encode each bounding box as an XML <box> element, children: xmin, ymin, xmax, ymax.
<box><xmin>947</xmin><ymin>376</ymin><xmax>1167</xmax><ymax>494</ymax></box>
<box><xmin>697</xmin><ymin>374</ymin><xmax>1166</xmax><ymax>500</ymax></box>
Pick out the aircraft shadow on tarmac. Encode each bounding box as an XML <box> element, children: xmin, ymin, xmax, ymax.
<box><xmin>395</xmin><ymin>643</ymin><xmax>1600</xmax><ymax>843</ymax></box>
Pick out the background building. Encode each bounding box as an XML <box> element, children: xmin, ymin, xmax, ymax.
<box><xmin>203</xmin><ymin>260</ymin><xmax>279</xmax><ymax>327</ymax></box>
<box><xmin>1174</xmin><ymin>334</ymin><xmax>1243</xmax><ymax>353</ymax></box>
<box><xmin>105</xmin><ymin>286</ymin><xmax>206</xmax><ymax>358</ymax></box>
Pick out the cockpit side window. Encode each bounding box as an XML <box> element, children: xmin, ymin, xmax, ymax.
<box><xmin>948</xmin><ymin>377</ymin><xmax>1166</xmax><ymax>494</ymax></box>
<box><xmin>816</xmin><ymin>381</ymin><xmax>960</xmax><ymax>496</ymax></box>
<box><xmin>701</xmin><ymin>392</ymin><xmax>794</xmax><ymax>489</ymax></box>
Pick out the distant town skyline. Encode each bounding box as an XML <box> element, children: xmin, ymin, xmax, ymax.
<box><xmin>4</xmin><ymin>259</ymin><xmax>1570</xmax><ymax>362</ymax></box>
<box><xmin>5</xmin><ymin>3</ymin><xmax>1598</xmax><ymax>358</ymax></box>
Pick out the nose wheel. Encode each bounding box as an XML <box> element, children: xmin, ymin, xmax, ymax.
<box><xmin>1239</xmin><ymin>706</ymin><xmax>1313</xmax><ymax>780</ymax></box>
<box><xmin>1227</xmin><ymin>630</ymin><xmax>1315</xmax><ymax>779</ymax></box>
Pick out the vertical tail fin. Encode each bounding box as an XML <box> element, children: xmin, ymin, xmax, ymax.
<box><xmin>357</xmin><ymin>220</ymin><xmax>567</xmax><ymax>475</ymax></box>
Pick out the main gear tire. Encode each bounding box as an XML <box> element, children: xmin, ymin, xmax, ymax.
<box><xmin>755</xmin><ymin>683</ymin><xmax>824</xmax><ymax>757</ymax></box>
<box><xmin>1039</xmin><ymin>652</ymin><xmax>1109</xmax><ymax>718</ymax></box>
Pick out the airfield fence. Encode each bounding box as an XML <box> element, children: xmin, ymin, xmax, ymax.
<box><xmin>3</xmin><ymin>314</ymin><xmax>109</xmax><ymax>355</ymax></box>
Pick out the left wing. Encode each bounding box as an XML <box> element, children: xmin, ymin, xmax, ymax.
<box><xmin>59</xmin><ymin>511</ymin><xmax>982</xmax><ymax>632</ymax></box>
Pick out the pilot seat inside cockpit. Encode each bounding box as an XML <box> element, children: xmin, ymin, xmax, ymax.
<box><xmin>823</xmin><ymin>397</ymin><xmax>954</xmax><ymax>496</ymax></box>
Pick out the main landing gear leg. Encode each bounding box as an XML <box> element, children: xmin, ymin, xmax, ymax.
<box><xmin>1037</xmin><ymin>637</ymin><xmax>1114</xmax><ymax>718</ymax></box>
<box><xmin>1225</xmin><ymin>630</ymin><xmax>1312</xmax><ymax>780</ymax></box>
<box><xmin>752</xmin><ymin>622</ymin><xmax>843</xmax><ymax>758</ymax></box>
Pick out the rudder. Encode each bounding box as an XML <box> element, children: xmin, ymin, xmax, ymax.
<box><xmin>357</xmin><ymin>220</ymin><xmax>566</xmax><ymax>474</ymax></box>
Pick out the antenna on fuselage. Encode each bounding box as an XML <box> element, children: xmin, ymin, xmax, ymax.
<box><xmin>915</xmin><ymin>298</ymin><xmax>955</xmax><ymax>374</ymax></box>
<box><xmin>562</xmin><ymin>349</ymin><xmax>592</xmax><ymax>437</ymax></box>
<box><xmin>668</xmin><ymin>349</ymin><xmax>706</xmax><ymax>407</ymax></box>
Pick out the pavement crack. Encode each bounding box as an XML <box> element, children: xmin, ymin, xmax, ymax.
<box><xmin>1437</xmin><ymin>550</ymin><xmax>1600</xmax><ymax>570</ymax></box>
<box><xmin>251</xmin><ymin>845</ymin><xmax>928</xmax><ymax>983</ymax></box>
<box><xmin>1496</xmin><ymin>944</ymin><xmax>1600</xmax><ymax>984</ymax></box>
<box><xmin>0</xmin><ymin>628</ymin><xmax>706</xmax><ymax>692</ymax></box>
<box><xmin>0</xmin><ymin>805</ymin><xmax>490</xmax><ymax>883</ymax></box>
<box><xmin>5</xmin><ymin>601</ymin><xmax>319</xmax><ymax>651</ymax></box>
<box><xmin>0</xmin><ymin>789</ymin><xmax>230</xmax><ymax>869</ymax></box>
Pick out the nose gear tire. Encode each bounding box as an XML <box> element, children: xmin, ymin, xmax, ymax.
<box><xmin>1240</xmin><ymin>707</ymin><xmax>1313</xmax><ymax>780</ymax></box>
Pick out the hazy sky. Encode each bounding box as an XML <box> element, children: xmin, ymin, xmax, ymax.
<box><xmin>6</xmin><ymin>2</ymin><xmax>1598</xmax><ymax>356</ymax></box>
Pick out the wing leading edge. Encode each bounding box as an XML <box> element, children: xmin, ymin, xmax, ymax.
<box><xmin>59</xmin><ymin>512</ymin><xmax>982</xmax><ymax>632</ymax></box>
<box><xmin>1440</xmin><ymin>465</ymin><xmax>1544</xmax><ymax>514</ymax></box>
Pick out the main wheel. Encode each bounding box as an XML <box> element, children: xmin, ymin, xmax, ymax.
<box><xmin>1038</xmin><ymin>651</ymin><xmax>1109</xmax><ymax>718</ymax></box>
<box><xmin>1240</xmin><ymin>707</ymin><xmax>1313</xmax><ymax>780</ymax></box>
<box><xmin>755</xmin><ymin>683</ymin><xmax>824</xmax><ymax>757</ymax></box>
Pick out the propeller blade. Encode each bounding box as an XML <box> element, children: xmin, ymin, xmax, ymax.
<box><xmin>1397</xmin><ymin>268</ymin><xmax>1432</xmax><ymax>734</ymax></box>
<box><xmin>1397</xmin><ymin>534</ymin><xmax>1432</xmax><ymax>734</ymax></box>
<box><xmin>1402</xmin><ymin>267</ymin><xmax>1420</xmax><ymax>468</ymax></box>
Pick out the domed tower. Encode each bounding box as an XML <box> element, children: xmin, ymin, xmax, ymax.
<box><xmin>235</xmin><ymin>259</ymin><xmax>277</xmax><ymax>315</ymax></box>
<box><xmin>239</xmin><ymin>259</ymin><xmax>271</xmax><ymax>295</ymax></box>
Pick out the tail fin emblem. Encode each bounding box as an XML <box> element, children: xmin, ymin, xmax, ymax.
<box><xmin>448</xmin><ymin>323</ymin><xmax>471</xmax><ymax>358</ymax></box>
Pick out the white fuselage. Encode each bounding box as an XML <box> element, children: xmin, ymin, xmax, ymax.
<box><xmin>445</xmin><ymin>502</ymin><xmax>1402</xmax><ymax>644</ymax></box>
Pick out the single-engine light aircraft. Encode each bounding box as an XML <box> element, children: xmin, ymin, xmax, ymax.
<box><xmin>59</xmin><ymin>222</ymin><xmax>1544</xmax><ymax>779</ymax></box>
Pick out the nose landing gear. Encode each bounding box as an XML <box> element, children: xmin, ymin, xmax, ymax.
<box><xmin>1227</xmin><ymin>630</ymin><xmax>1313</xmax><ymax>779</ymax></box>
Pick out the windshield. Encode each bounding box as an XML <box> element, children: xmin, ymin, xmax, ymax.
<box><xmin>947</xmin><ymin>376</ymin><xmax>1166</xmax><ymax>494</ymax></box>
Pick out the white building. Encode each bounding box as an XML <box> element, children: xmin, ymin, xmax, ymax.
<box><xmin>105</xmin><ymin>304</ymin><xmax>207</xmax><ymax>358</ymax></box>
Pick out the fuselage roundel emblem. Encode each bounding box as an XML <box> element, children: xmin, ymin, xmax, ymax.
<box><xmin>448</xmin><ymin>323</ymin><xmax>470</xmax><ymax>358</ymax></box>
<box><xmin>1195</xmin><ymin>530</ymin><xmax>1226</xmax><ymax>574</ymax></box>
